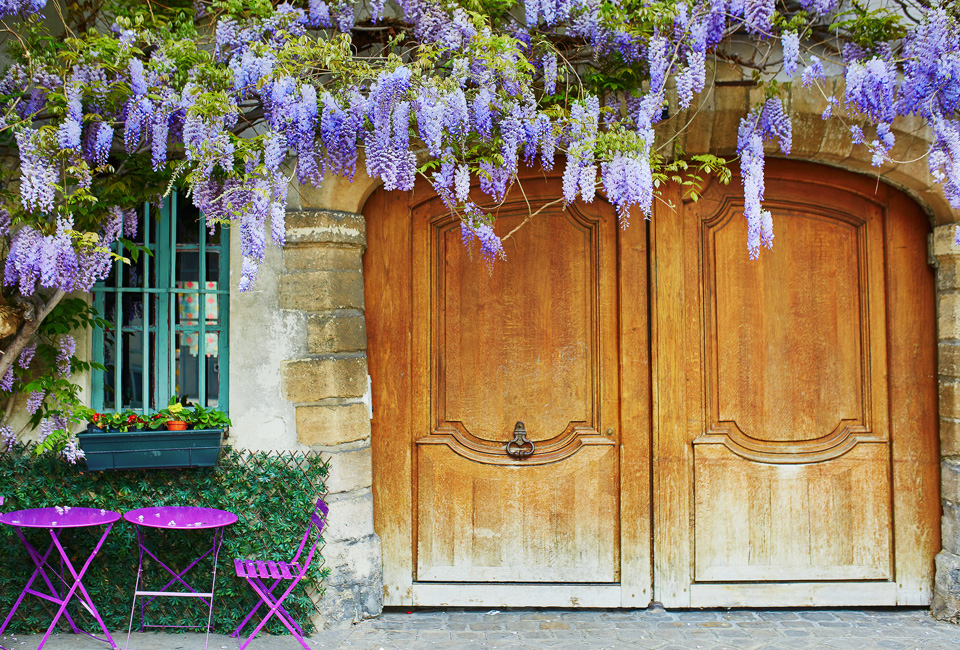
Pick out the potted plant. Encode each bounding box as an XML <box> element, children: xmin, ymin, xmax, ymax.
<box><xmin>147</xmin><ymin>397</ymin><xmax>192</xmax><ymax>431</ymax></box>
<box><xmin>76</xmin><ymin>399</ymin><xmax>231</xmax><ymax>471</ymax></box>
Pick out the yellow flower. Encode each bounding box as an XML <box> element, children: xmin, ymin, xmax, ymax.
<box><xmin>169</xmin><ymin>403</ymin><xmax>184</xmax><ymax>415</ymax></box>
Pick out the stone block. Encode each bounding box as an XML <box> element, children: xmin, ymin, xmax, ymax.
<box><xmin>297</xmin><ymin>403</ymin><xmax>370</xmax><ymax>446</ymax></box>
<box><xmin>932</xmin><ymin>550</ymin><xmax>960</xmax><ymax>623</ymax></box>
<box><xmin>285</xmin><ymin>245</ymin><xmax>363</xmax><ymax>272</ymax></box>
<box><xmin>942</xmin><ymin>343</ymin><xmax>960</xmax><ymax>379</ymax></box>
<box><xmin>325</xmin><ymin>446</ymin><xmax>373</xmax><ymax>495</ymax></box>
<box><xmin>307</xmin><ymin>314</ymin><xmax>367</xmax><ymax>354</ymax></box>
<box><xmin>945</xmin><ymin>500</ymin><xmax>960</xmax><ymax>556</ymax></box>
<box><xmin>315</xmin><ymin>533</ymin><xmax>383</xmax><ymax>626</ymax></box>
<box><xmin>944</xmin><ymin>418</ymin><xmax>960</xmax><ymax>457</ymax></box>
<box><xmin>279</xmin><ymin>270</ymin><xmax>364</xmax><ymax>312</ymax></box>
<box><xmin>791</xmin><ymin>115</ymin><xmax>828</xmax><ymax>159</ymax></box>
<box><xmin>817</xmin><ymin>118</ymin><xmax>854</xmax><ymax>162</ymax></box>
<box><xmin>282</xmin><ymin>356</ymin><xmax>368</xmax><ymax>402</ymax></box>
<box><xmin>325</xmin><ymin>489</ymin><xmax>376</xmax><ymax>543</ymax></box>
<box><xmin>941</xmin><ymin>380</ymin><xmax>960</xmax><ymax>420</ymax></box>
<box><xmin>285</xmin><ymin>210</ymin><xmax>366</xmax><ymax>247</ymax></box>
<box><xmin>945</xmin><ymin>458</ymin><xmax>960</xmax><ymax>506</ymax></box>
<box><xmin>933</xmin><ymin>225</ymin><xmax>960</xmax><ymax>259</ymax></box>
<box><xmin>940</xmin><ymin>293</ymin><xmax>960</xmax><ymax>341</ymax></box>
<box><xmin>939</xmin><ymin>258</ymin><xmax>960</xmax><ymax>293</ymax></box>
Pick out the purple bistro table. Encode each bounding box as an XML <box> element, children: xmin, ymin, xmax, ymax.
<box><xmin>0</xmin><ymin>507</ymin><xmax>121</xmax><ymax>650</ymax></box>
<box><xmin>122</xmin><ymin>507</ymin><xmax>237</xmax><ymax>650</ymax></box>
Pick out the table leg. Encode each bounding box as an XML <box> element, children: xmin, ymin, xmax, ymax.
<box><xmin>40</xmin><ymin>524</ymin><xmax>118</xmax><ymax>650</ymax></box>
<box><xmin>0</xmin><ymin>530</ymin><xmax>82</xmax><ymax>637</ymax></box>
<box><xmin>124</xmin><ymin>526</ymin><xmax>145</xmax><ymax>650</ymax></box>
<box><xmin>203</xmin><ymin>528</ymin><xmax>225</xmax><ymax>650</ymax></box>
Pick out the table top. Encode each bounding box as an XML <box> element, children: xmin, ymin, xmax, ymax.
<box><xmin>123</xmin><ymin>506</ymin><xmax>238</xmax><ymax>530</ymax></box>
<box><xmin>0</xmin><ymin>507</ymin><xmax>121</xmax><ymax>529</ymax></box>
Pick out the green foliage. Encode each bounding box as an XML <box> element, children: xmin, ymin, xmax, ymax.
<box><xmin>831</xmin><ymin>1</ymin><xmax>906</xmax><ymax>51</ymax></box>
<box><xmin>659</xmin><ymin>151</ymin><xmax>732</xmax><ymax>203</ymax></box>
<box><xmin>0</xmin><ymin>447</ymin><xmax>329</xmax><ymax>635</ymax></box>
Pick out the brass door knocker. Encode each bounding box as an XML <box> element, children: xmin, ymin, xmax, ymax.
<box><xmin>505</xmin><ymin>421</ymin><xmax>535</xmax><ymax>459</ymax></box>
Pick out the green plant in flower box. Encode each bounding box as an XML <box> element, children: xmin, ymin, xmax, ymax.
<box><xmin>190</xmin><ymin>403</ymin><xmax>232</xmax><ymax>430</ymax></box>
<box><xmin>79</xmin><ymin>406</ymin><xmax>146</xmax><ymax>432</ymax></box>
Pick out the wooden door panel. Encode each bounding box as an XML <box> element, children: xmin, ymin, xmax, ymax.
<box><xmin>411</xmin><ymin>181</ymin><xmax>622</xmax><ymax>585</ymax></box>
<box><xmin>712</xmin><ymin>209</ymin><xmax>865</xmax><ymax>440</ymax></box>
<box><xmin>694</xmin><ymin>443</ymin><xmax>891</xmax><ymax>581</ymax></box>
<box><xmin>438</xmin><ymin>211</ymin><xmax>593</xmax><ymax>442</ymax></box>
<box><xmin>417</xmin><ymin>445</ymin><xmax>618</xmax><ymax>582</ymax></box>
<box><xmin>691</xmin><ymin>177</ymin><xmax>892</xmax><ymax>584</ymax></box>
<box><xmin>653</xmin><ymin>161</ymin><xmax>938</xmax><ymax>606</ymax></box>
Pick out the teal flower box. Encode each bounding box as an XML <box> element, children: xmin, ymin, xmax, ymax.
<box><xmin>78</xmin><ymin>426</ymin><xmax>225</xmax><ymax>471</ymax></box>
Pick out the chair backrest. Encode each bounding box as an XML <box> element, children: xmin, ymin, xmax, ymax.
<box><xmin>290</xmin><ymin>498</ymin><xmax>328</xmax><ymax>566</ymax></box>
<box><xmin>300</xmin><ymin>502</ymin><xmax>328</xmax><ymax>571</ymax></box>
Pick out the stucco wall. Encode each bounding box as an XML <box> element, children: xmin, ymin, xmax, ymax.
<box><xmin>227</xmin><ymin>234</ymin><xmax>304</xmax><ymax>451</ymax></box>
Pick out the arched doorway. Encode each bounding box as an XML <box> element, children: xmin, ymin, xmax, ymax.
<box><xmin>363</xmin><ymin>159</ymin><xmax>939</xmax><ymax>607</ymax></box>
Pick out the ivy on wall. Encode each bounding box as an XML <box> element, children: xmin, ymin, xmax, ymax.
<box><xmin>0</xmin><ymin>447</ymin><xmax>329</xmax><ymax>635</ymax></box>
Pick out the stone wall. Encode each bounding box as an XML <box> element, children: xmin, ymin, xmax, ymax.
<box><xmin>933</xmin><ymin>224</ymin><xmax>960</xmax><ymax>623</ymax></box>
<box><xmin>278</xmin><ymin>208</ymin><xmax>383</xmax><ymax>626</ymax></box>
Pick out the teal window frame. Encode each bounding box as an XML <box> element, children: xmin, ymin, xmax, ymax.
<box><xmin>91</xmin><ymin>193</ymin><xmax>230</xmax><ymax>413</ymax></box>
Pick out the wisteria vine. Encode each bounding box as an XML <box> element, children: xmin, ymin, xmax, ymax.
<box><xmin>0</xmin><ymin>0</ymin><xmax>958</xmax><ymax>454</ymax></box>
<box><xmin>0</xmin><ymin>0</ymin><xmax>957</xmax><ymax>274</ymax></box>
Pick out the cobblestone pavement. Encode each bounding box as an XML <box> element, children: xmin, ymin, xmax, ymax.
<box><xmin>5</xmin><ymin>607</ymin><xmax>960</xmax><ymax>650</ymax></box>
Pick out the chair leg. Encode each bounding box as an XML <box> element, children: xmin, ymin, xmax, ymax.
<box><xmin>236</xmin><ymin>576</ymin><xmax>309</xmax><ymax>650</ymax></box>
<box><xmin>231</xmin><ymin>577</ymin><xmax>281</xmax><ymax>638</ymax></box>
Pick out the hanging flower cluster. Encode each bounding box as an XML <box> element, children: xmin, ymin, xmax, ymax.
<box><xmin>0</xmin><ymin>0</ymin><xmax>956</xmax><ymax>282</ymax></box>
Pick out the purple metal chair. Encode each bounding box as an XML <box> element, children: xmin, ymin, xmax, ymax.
<box><xmin>231</xmin><ymin>498</ymin><xmax>328</xmax><ymax>650</ymax></box>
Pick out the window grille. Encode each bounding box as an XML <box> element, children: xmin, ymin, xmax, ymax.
<box><xmin>91</xmin><ymin>194</ymin><xmax>229</xmax><ymax>413</ymax></box>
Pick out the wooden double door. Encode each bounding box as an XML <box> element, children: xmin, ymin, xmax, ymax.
<box><xmin>365</xmin><ymin>160</ymin><xmax>939</xmax><ymax>608</ymax></box>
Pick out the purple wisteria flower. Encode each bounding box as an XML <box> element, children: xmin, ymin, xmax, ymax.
<box><xmin>61</xmin><ymin>437</ymin><xmax>85</xmax><ymax>464</ymax></box>
<box><xmin>25</xmin><ymin>390</ymin><xmax>44</xmax><ymax>415</ymax></box>
<box><xmin>0</xmin><ymin>425</ymin><xmax>14</xmax><ymax>451</ymax></box>
<box><xmin>16</xmin><ymin>128</ymin><xmax>57</xmax><ymax>214</ymax></box>
<box><xmin>801</xmin><ymin>56</ymin><xmax>824</xmax><ymax>87</ymax></box>
<box><xmin>782</xmin><ymin>32</ymin><xmax>799</xmax><ymax>77</ymax></box>
<box><xmin>0</xmin><ymin>0</ymin><xmax>45</xmax><ymax>19</ymax></box>
<box><xmin>459</xmin><ymin>205</ymin><xmax>505</xmax><ymax>265</ymax></box>
<box><xmin>737</xmin><ymin>98</ymin><xmax>792</xmax><ymax>259</ymax></box>
<box><xmin>57</xmin><ymin>335</ymin><xmax>76</xmax><ymax>376</ymax></box>
<box><xmin>18</xmin><ymin>344</ymin><xmax>36</xmax><ymax>369</ymax></box>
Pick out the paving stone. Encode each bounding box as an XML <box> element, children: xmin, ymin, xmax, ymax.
<box><xmin>757</xmin><ymin>611</ymin><xmax>800</xmax><ymax>621</ymax></box>
<box><xmin>10</xmin><ymin>608</ymin><xmax>960</xmax><ymax>650</ymax></box>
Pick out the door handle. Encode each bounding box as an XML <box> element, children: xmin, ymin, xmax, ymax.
<box><xmin>505</xmin><ymin>421</ymin><xmax>535</xmax><ymax>459</ymax></box>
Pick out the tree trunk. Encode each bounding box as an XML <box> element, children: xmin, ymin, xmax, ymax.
<box><xmin>0</xmin><ymin>289</ymin><xmax>67</xmax><ymax>389</ymax></box>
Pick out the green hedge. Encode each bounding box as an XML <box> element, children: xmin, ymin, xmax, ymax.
<box><xmin>0</xmin><ymin>446</ymin><xmax>329</xmax><ymax>635</ymax></box>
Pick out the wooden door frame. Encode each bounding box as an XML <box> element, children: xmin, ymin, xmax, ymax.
<box><xmin>365</xmin><ymin>168</ymin><xmax>652</xmax><ymax>607</ymax></box>
<box><xmin>649</xmin><ymin>160</ymin><xmax>940</xmax><ymax>607</ymax></box>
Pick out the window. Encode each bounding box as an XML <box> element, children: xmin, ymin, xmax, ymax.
<box><xmin>92</xmin><ymin>194</ymin><xmax>229</xmax><ymax>413</ymax></box>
